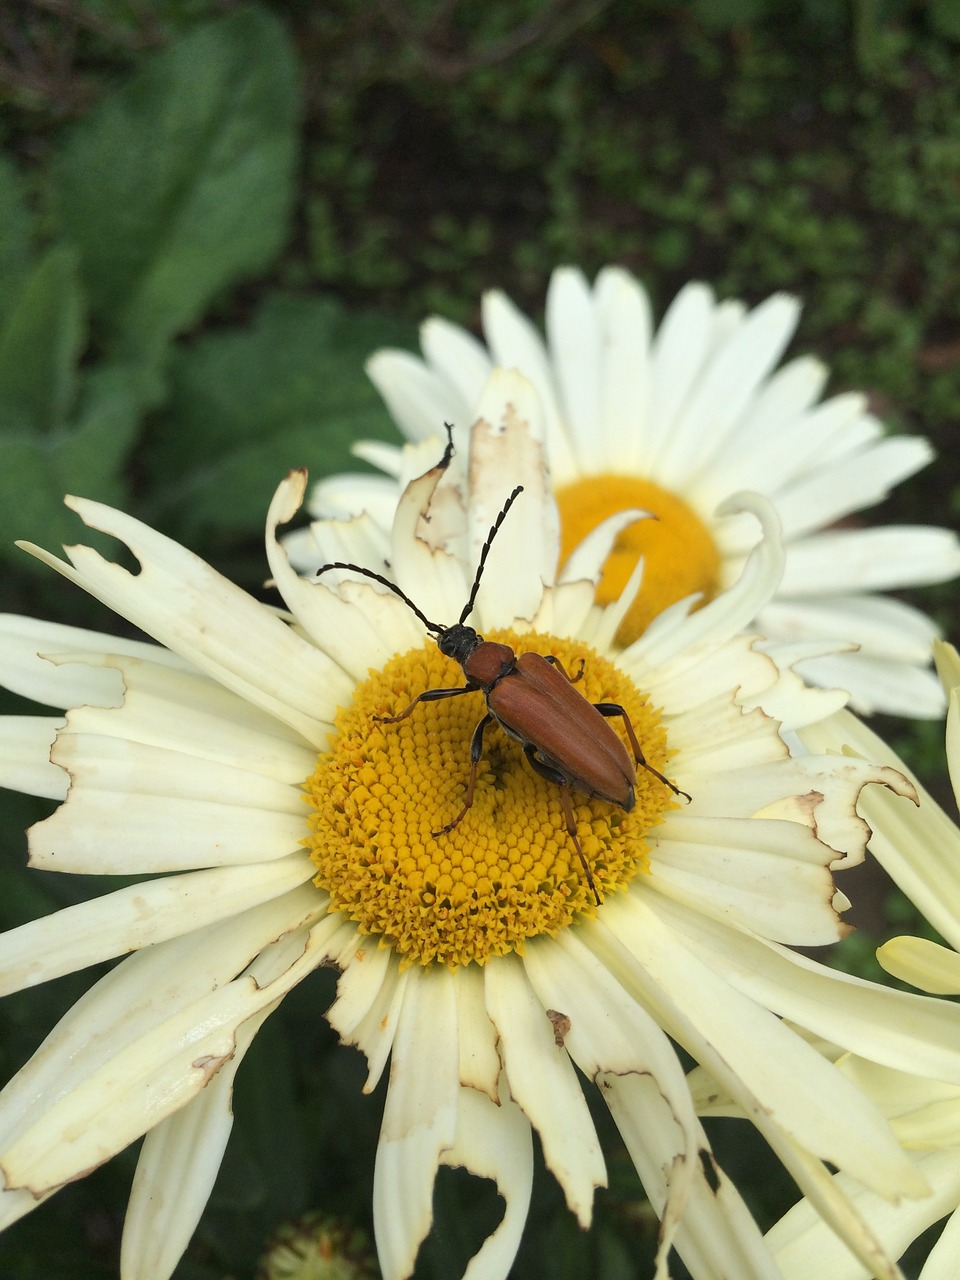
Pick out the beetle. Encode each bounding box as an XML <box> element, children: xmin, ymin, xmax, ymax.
<box><xmin>316</xmin><ymin>483</ymin><xmax>688</xmax><ymax>904</ymax></box>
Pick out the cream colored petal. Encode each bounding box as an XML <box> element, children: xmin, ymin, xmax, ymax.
<box><xmin>326</xmin><ymin>934</ymin><xmax>408</xmax><ymax>1093</ymax></box>
<box><xmin>762</xmin><ymin>1129</ymin><xmax>916</xmax><ymax>1280</ymax></box>
<box><xmin>265</xmin><ymin>468</ymin><xmax>417</xmax><ymax>681</ymax></box>
<box><xmin>466</xmin><ymin>372</ymin><xmax>555</xmax><ymax>629</ymax></box>
<box><xmin>0</xmin><ymin>614</ymin><xmax>186</xmax><ymax>710</ymax></box>
<box><xmin>523</xmin><ymin>929</ymin><xmax>702</xmax><ymax>1277</ymax></box>
<box><xmin>0</xmin><ymin>886</ymin><xmax>326</xmax><ymax>1151</ymax></box>
<box><xmin>878</xmin><ymin>937</ymin><xmax>960</xmax><ymax>996</ymax></box>
<box><xmin>59</xmin><ymin>655</ymin><xmax>317</xmax><ymax>783</ymax></box>
<box><xmin>596</xmin><ymin>895</ymin><xmax>925</xmax><ymax>1201</ymax></box>
<box><xmin>454</xmin><ymin>964</ymin><xmax>500</xmax><ymax>1101</ymax></box>
<box><xmin>767</xmin><ymin>1150</ymin><xmax>960</xmax><ymax>1280</ymax></box>
<box><xmin>656</xmin><ymin>895</ymin><xmax>960</xmax><ymax>1085</ymax></box>
<box><xmin>485</xmin><ymin>951</ymin><xmax>605</xmax><ymax>1226</ymax></box>
<box><xmin>18</xmin><ymin>483</ymin><xmax>346</xmax><ymax>744</ymax></box>
<box><xmin>0</xmin><ymin>715</ymin><xmax>66</xmax><ymax>799</ymax></box>
<box><xmin>0</xmin><ymin>914</ymin><xmax>338</xmax><ymax>1196</ymax></box>
<box><xmin>604</xmin><ymin>1073</ymin><xmax>783</xmax><ymax>1280</ymax></box>
<box><xmin>120</xmin><ymin>1000</ymin><xmax>273</xmax><ymax>1280</ymax></box>
<box><xmin>442</xmin><ymin>1083</ymin><xmax>533</xmax><ymax>1280</ymax></box>
<box><xmin>28</xmin><ymin>745</ymin><xmax>307</xmax><ymax>875</ymax></box>
<box><xmin>0</xmin><ymin>1183</ymin><xmax>50</xmax><ymax>1232</ymax></box>
<box><xmin>920</xmin><ymin>1196</ymin><xmax>960</xmax><ymax>1280</ymax></box>
<box><xmin>650</xmin><ymin>816</ymin><xmax>843</xmax><ymax>946</ymax></box>
<box><xmin>373</xmin><ymin>966</ymin><xmax>458</xmax><ymax>1280</ymax></box>
<box><xmin>0</xmin><ymin>854</ymin><xmax>316</xmax><ymax>995</ymax></box>
<box><xmin>934</xmin><ymin>639</ymin><xmax>960</xmax><ymax>696</ymax></box>
<box><xmin>800</xmin><ymin>709</ymin><xmax>960</xmax><ymax>950</ymax></box>
<box><xmin>685</xmin><ymin>753</ymin><xmax>913</xmax><ymax>864</ymax></box>
<box><xmin>947</xmin><ymin>685</ymin><xmax>960</xmax><ymax>803</ymax></box>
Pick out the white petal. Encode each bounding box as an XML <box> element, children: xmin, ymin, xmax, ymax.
<box><xmin>485</xmin><ymin>952</ymin><xmax>605</xmax><ymax>1225</ymax></box>
<box><xmin>0</xmin><ymin>855</ymin><xmax>315</xmax><ymax>995</ymax></box>
<box><xmin>757</xmin><ymin>593</ymin><xmax>941</xmax><ymax>661</ymax></box>
<box><xmin>366</xmin><ymin>349</ymin><xmax>471</xmax><ymax>444</ymax></box>
<box><xmin>779</xmin><ymin>526</ymin><xmax>960</xmax><ymax>594</ymax></box>
<box><xmin>480</xmin><ymin>288</ymin><xmax>578</xmax><ymax>483</ymax></box>
<box><xmin>120</xmin><ymin>1002</ymin><xmax>272</xmax><ymax>1280</ymax></box>
<box><xmin>593</xmin><ymin>265</ymin><xmax>653</xmax><ymax>470</ymax></box>
<box><xmin>793</xmin><ymin>649</ymin><xmax>947</xmax><ymax>718</ymax></box>
<box><xmin>633</xmin><ymin>492</ymin><xmax>784</xmax><ymax>668</ymax></box>
<box><xmin>454</xmin><ymin>965</ymin><xmax>501</xmax><ymax>1100</ymax></box>
<box><xmin>646</xmin><ymin>282</ymin><xmax>715</xmax><ymax>470</ymax></box>
<box><xmin>373</xmin><ymin>966</ymin><xmax>458</xmax><ymax>1280</ymax></box>
<box><xmin>545</xmin><ymin>266</ymin><xmax>604</xmax><ymax>473</ymax></box>
<box><xmin>304</xmin><ymin>470</ymin><xmax>400</xmax><ymax>522</ymax></box>
<box><xmin>0</xmin><ymin>716</ymin><xmax>66</xmax><ymax>799</ymax></box>
<box><xmin>774</xmin><ymin>436</ymin><xmax>935</xmax><ymax>538</ymax></box>
<box><xmin>654</xmin><ymin>293</ymin><xmax>801</xmax><ymax>490</ymax></box>
<box><xmin>421</xmin><ymin>315</ymin><xmax>495</xmax><ymax>406</ymax></box>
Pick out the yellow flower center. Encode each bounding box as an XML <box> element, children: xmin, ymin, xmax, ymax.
<box><xmin>304</xmin><ymin>630</ymin><xmax>674</xmax><ymax>968</ymax></box>
<box><xmin>556</xmin><ymin>474</ymin><xmax>721</xmax><ymax>647</ymax></box>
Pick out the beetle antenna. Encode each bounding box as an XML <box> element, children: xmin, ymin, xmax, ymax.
<box><xmin>459</xmin><ymin>485</ymin><xmax>524</xmax><ymax>625</ymax></box>
<box><xmin>315</xmin><ymin>561</ymin><xmax>444</xmax><ymax>635</ymax></box>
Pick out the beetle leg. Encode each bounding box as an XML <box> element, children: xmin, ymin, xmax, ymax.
<box><xmin>433</xmin><ymin>712</ymin><xmax>493</xmax><ymax>836</ymax></box>
<box><xmin>522</xmin><ymin>744</ymin><xmax>600</xmax><ymax>905</ymax></box>
<box><xmin>376</xmin><ymin>684</ymin><xmax>473</xmax><ymax>724</ymax></box>
<box><xmin>543</xmin><ymin>654</ymin><xmax>585</xmax><ymax>684</ymax></box>
<box><xmin>593</xmin><ymin>702</ymin><xmax>692</xmax><ymax>802</ymax></box>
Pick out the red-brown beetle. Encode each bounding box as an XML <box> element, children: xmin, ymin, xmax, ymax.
<box><xmin>316</xmin><ymin>484</ymin><xmax>688</xmax><ymax>903</ymax></box>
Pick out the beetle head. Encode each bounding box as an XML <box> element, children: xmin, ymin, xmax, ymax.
<box><xmin>437</xmin><ymin>623</ymin><xmax>483</xmax><ymax>666</ymax></box>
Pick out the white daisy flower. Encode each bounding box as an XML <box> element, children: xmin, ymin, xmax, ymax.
<box><xmin>2</xmin><ymin>369</ymin><xmax>959</xmax><ymax>1280</ymax></box>
<box><xmin>758</xmin><ymin>643</ymin><xmax>960</xmax><ymax>1278</ymax></box>
<box><xmin>300</xmin><ymin>266</ymin><xmax>960</xmax><ymax>718</ymax></box>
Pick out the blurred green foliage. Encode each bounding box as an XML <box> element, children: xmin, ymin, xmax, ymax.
<box><xmin>1</xmin><ymin>1</ymin><xmax>960</xmax><ymax>1278</ymax></box>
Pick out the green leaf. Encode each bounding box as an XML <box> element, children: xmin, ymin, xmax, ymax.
<box><xmin>142</xmin><ymin>292</ymin><xmax>411</xmax><ymax>540</ymax></box>
<box><xmin>0</xmin><ymin>151</ymin><xmax>32</xmax><ymax>325</ymax></box>
<box><xmin>0</xmin><ymin>248</ymin><xmax>83</xmax><ymax>435</ymax></box>
<box><xmin>0</xmin><ymin>363</ymin><xmax>147</xmax><ymax>567</ymax></box>
<box><xmin>52</xmin><ymin>6</ymin><xmax>299</xmax><ymax>361</ymax></box>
